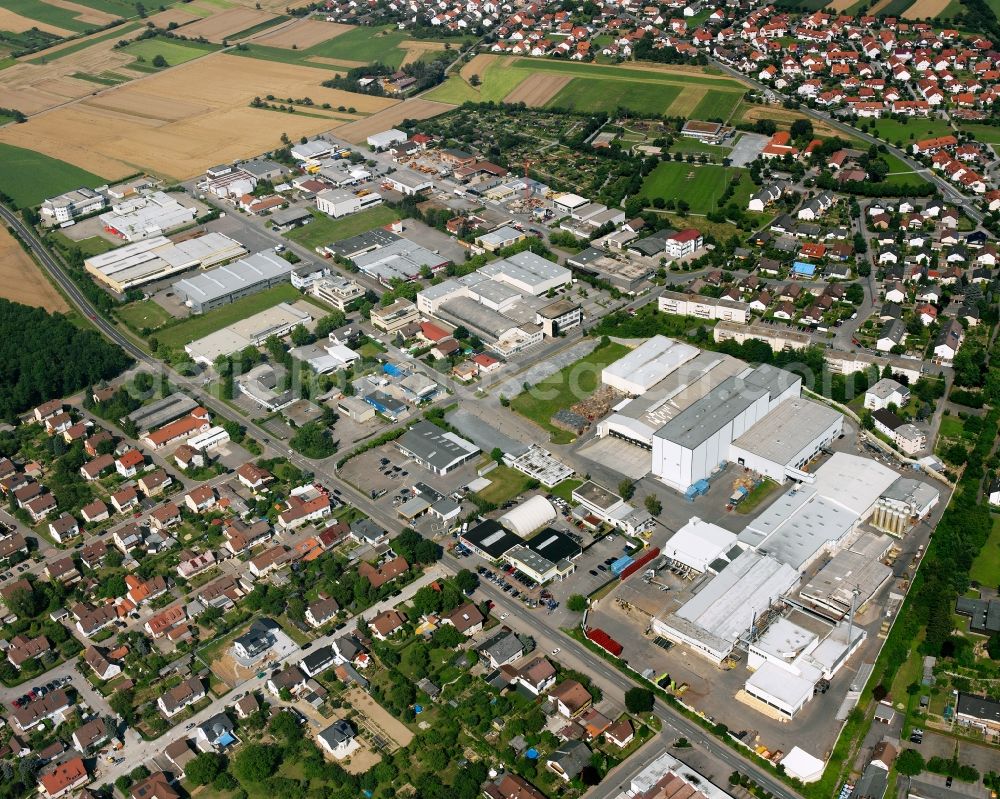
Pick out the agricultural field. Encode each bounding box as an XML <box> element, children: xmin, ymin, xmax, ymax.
<box><xmin>641</xmin><ymin>161</ymin><xmax>747</xmax><ymax>215</ymax></box>
<box><xmin>427</xmin><ymin>56</ymin><xmax>747</xmax><ymax>119</ymax></box>
<box><xmin>154</xmin><ymin>283</ymin><xmax>307</xmax><ymax>349</ymax></box>
<box><xmin>253</xmin><ymin>18</ymin><xmax>353</xmax><ymax>49</ymax></box>
<box><xmin>549</xmin><ymin>78</ymin><xmax>681</xmax><ymax>115</ymax></box>
<box><xmin>284</xmin><ymin>206</ymin><xmax>400</xmax><ymax>250</ymax></box>
<box><xmin>0</xmin><ymin>224</ymin><xmax>68</xmax><ymax>312</ymax></box>
<box><xmin>120</xmin><ymin>37</ymin><xmax>220</xmax><ymax>71</ymax></box>
<box><xmin>233</xmin><ymin>23</ymin><xmax>463</xmax><ymax>70</ymax></box>
<box><xmin>0</xmin><ymin>55</ymin><xmax>398</xmax><ymax>181</ymax></box>
<box><xmin>0</xmin><ymin>141</ymin><xmax>103</xmax><ymax>206</ymax></box>
<box><xmin>173</xmin><ymin>6</ymin><xmax>279</xmax><ymax>42</ymax></box>
<box><xmin>333</xmin><ymin>97</ymin><xmax>454</xmax><ymax>144</ymax></box>
<box><xmin>23</xmin><ymin>20</ymin><xmax>142</xmax><ymax>63</ymax></box>
<box><xmin>0</xmin><ymin>0</ymin><xmax>123</xmax><ymax>34</ymax></box>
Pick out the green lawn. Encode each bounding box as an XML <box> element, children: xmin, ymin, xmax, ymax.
<box><xmin>0</xmin><ymin>142</ymin><xmax>104</xmax><ymax>207</ymax></box>
<box><xmin>511</xmin><ymin>58</ymin><xmax>747</xmax><ymax>89</ymax></box>
<box><xmin>870</xmin><ymin>117</ymin><xmax>953</xmax><ymax>146</ymax></box>
<box><xmin>957</xmin><ymin>122</ymin><xmax>1000</xmax><ymax>145</ymax></box>
<box><xmin>424</xmin><ymin>63</ymin><xmax>532</xmax><ymax>105</ymax></box>
<box><xmin>550</xmin><ymin>478</ymin><xmax>583</xmax><ymax>505</ymax></box>
<box><xmin>668</xmin><ymin>138</ymin><xmax>732</xmax><ymax>158</ymax></box>
<box><xmin>938</xmin><ymin>415</ymin><xmax>964</xmax><ymax>439</ymax></box>
<box><xmin>512</xmin><ymin>341</ymin><xmax>629</xmax><ymax>443</ymax></box>
<box><xmin>880</xmin><ymin>152</ymin><xmax>930</xmax><ymax>189</ymax></box>
<box><xmin>226</xmin><ymin>14</ymin><xmax>289</xmax><ymax>40</ymax></box>
<box><xmin>49</xmin><ymin>232</ymin><xmax>115</xmax><ymax>257</ymax></box>
<box><xmin>689</xmin><ymin>89</ymin><xmax>743</xmax><ymax>120</ymax></box>
<box><xmin>116</xmin><ymin>300</ymin><xmax>173</xmax><ymax>333</ymax></box>
<box><xmin>475</xmin><ymin>465</ymin><xmax>534</xmax><ymax>505</ymax></box>
<box><xmin>284</xmin><ymin>206</ymin><xmax>400</xmax><ymax>250</ymax></box>
<box><xmin>970</xmin><ymin>516</ymin><xmax>1000</xmax><ymax>587</ymax></box>
<box><xmin>641</xmin><ymin>161</ymin><xmax>747</xmax><ymax>215</ymax></box>
<box><xmin>121</xmin><ymin>36</ymin><xmax>220</xmax><ymax>69</ymax></box>
<box><xmin>549</xmin><ymin>78</ymin><xmax>681</xmax><ymax>115</ymax></box>
<box><xmin>156</xmin><ymin>283</ymin><xmax>304</xmax><ymax>348</ymax></box>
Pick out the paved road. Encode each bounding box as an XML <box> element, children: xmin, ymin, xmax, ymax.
<box><xmin>2</xmin><ymin>206</ymin><xmax>806</xmax><ymax>799</ymax></box>
<box><xmin>705</xmin><ymin>60</ymin><xmax>980</xmax><ymax>223</ymax></box>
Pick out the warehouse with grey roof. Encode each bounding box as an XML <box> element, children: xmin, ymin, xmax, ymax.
<box><xmin>173</xmin><ymin>251</ymin><xmax>292</xmax><ymax>313</ymax></box>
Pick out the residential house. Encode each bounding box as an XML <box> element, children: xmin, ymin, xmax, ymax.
<box><xmin>445</xmin><ymin>602</ymin><xmax>484</xmax><ymax>636</ymax></box>
<box><xmin>370</xmin><ymin>609</ymin><xmax>406</xmax><ymax>640</ymax></box>
<box><xmin>517</xmin><ymin>657</ymin><xmax>557</xmax><ymax>696</ymax></box>
<box><xmin>138</xmin><ymin>469</ymin><xmax>172</xmax><ymax>497</ymax></box>
<box><xmin>116</xmin><ymin>449</ymin><xmax>145</xmax><ymax>478</ymax></box>
<box><xmin>48</xmin><ymin>514</ymin><xmax>80</xmax><ymax>544</ymax></box>
<box><xmin>306</xmin><ymin>597</ymin><xmax>340</xmax><ymax>629</ymax></box>
<box><xmin>72</xmin><ymin>717</ymin><xmax>112</xmax><ymax>752</ymax></box>
<box><xmin>267</xmin><ymin>665</ymin><xmax>306</xmax><ymax>697</ymax></box>
<box><xmin>184</xmin><ymin>486</ymin><xmax>217</xmax><ymax>513</ymax></box>
<box><xmin>38</xmin><ymin>757</ymin><xmax>88</xmax><ymax>799</ymax></box>
<box><xmin>551</xmin><ymin>679</ymin><xmax>592</xmax><ymax>718</ymax></box>
<box><xmin>317</xmin><ymin>719</ymin><xmax>356</xmax><ymax>759</ymax></box>
<box><xmin>150</xmin><ymin>502</ymin><xmax>181</xmax><ymax>532</ymax></box>
<box><xmin>157</xmin><ymin>677</ymin><xmax>205</xmax><ymax>717</ymax></box>
<box><xmin>83</xmin><ymin>646</ymin><xmax>121</xmax><ymax>681</ymax></box>
<box><xmin>546</xmin><ymin>739</ymin><xmax>592</xmax><ymax>782</ymax></box>
<box><xmin>6</xmin><ymin>634</ymin><xmax>50</xmax><ymax>670</ymax></box>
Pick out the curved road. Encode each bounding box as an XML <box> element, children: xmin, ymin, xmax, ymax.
<box><xmin>2</xmin><ymin>204</ymin><xmax>805</xmax><ymax>799</ymax></box>
<box><xmin>707</xmin><ymin>59</ymin><xmax>981</xmax><ymax>223</ymax></box>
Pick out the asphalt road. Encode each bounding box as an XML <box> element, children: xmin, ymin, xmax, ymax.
<box><xmin>2</xmin><ymin>206</ymin><xmax>806</xmax><ymax>799</ymax></box>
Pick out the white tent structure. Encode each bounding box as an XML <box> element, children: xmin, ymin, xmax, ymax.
<box><xmin>498</xmin><ymin>495</ymin><xmax>556</xmax><ymax>537</ymax></box>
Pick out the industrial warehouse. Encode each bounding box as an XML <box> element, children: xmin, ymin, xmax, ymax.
<box><xmin>173</xmin><ymin>250</ymin><xmax>294</xmax><ymax>313</ymax></box>
<box><xmin>85</xmin><ymin>232</ymin><xmax>247</xmax><ymax>292</ymax></box>
<box><xmin>416</xmin><ymin>251</ymin><xmax>575</xmax><ymax>356</ymax></box>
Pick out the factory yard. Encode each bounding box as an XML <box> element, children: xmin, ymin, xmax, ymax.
<box><xmin>0</xmin><ymin>54</ymin><xmax>398</xmax><ymax>180</ymax></box>
<box><xmin>332</xmin><ymin>98</ymin><xmax>457</xmax><ymax>144</ymax></box>
<box><xmin>0</xmin><ymin>225</ymin><xmax>68</xmax><ymax>312</ymax></box>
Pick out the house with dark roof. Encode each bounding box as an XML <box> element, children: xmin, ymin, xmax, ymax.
<box><xmin>546</xmin><ymin>739</ymin><xmax>591</xmax><ymax>782</ymax></box>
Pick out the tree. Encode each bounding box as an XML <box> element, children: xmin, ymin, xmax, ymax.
<box><xmin>625</xmin><ymin>687</ymin><xmax>654</xmax><ymax>713</ymax></box>
<box><xmin>270</xmin><ymin>710</ymin><xmax>303</xmax><ymax>743</ymax></box>
<box><xmin>618</xmin><ymin>479</ymin><xmax>635</xmax><ymax>500</ymax></box>
<box><xmin>490</xmin><ymin>447</ymin><xmax>504</xmax><ymax>464</ymax></box>
<box><xmin>897</xmin><ymin>749</ymin><xmax>925</xmax><ymax>776</ymax></box>
<box><xmin>152</xmin><ymin>54</ymin><xmax>168</xmax><ymax>68</ymax></box>
<box><xmin>469</xmin><ymin>74</ymin><xmax>481</xmax><ymax>86</ymax></box>
<box><xmin>790</xmin><ymin>118</ymin><xmax>813</xmax><ymax>141</ymax></box>
<box><xmin>644</xmin><ymin>495</ymin><xmax>662</xmax><ymax>516</ymax></box>
<box><xmin>186</xmin><ymin>753</ymin><xmax>223</xmax><ymax>786</ymax></box>
<box><xmin>454</xmin><ymin>569</ymin><xmax>478</xmax><ymax>594</ymax></box>
<box><xmin>289</xmin><ymin>421</ymin><xmax>337</xmax><ymax>459</ymax></box>
<box><xmin>233</xmin><ymin>744</ymin><xmax>282</xmax><ymax>783</ymax></box>
<box><xmin>567</xmin><ymin>594</ymin><xmax>588</xmax><ymax>612</ymax></box>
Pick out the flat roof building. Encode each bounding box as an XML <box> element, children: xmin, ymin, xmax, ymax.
<box><xmin>652</xmin><ymin>364</ymin><xmax>801</xmax><ymax>493</ymax></box>
<box><xmin>127</xmin><ymin>393</ymin><xmax>198</xmax><ymax>433</ymax></box>
<box><xmin>662</xmin><ymin>517</ymin><xmax>740</xmax><ymax>574</ymax></box>
<box><xmin>479</xmin><ymin>251</ymin><xmax>571</xmax><ymax>295</ymax></box>
<box><xmin>460</xmin><ymin>519</ymin><xmax>521</xmax><ymax>561</ymax></box>
<box><xmin>652</xmin><ymin>549</ymin><xmax>799</xmax><ymax>662</ymax></box>
<box><xmin>602</xmin><ymin>336</ymin><xmax>699</xmax><ymax>397</ymax></box>
<box><xmin>729</xmin><ymin>397</ymin><xmax>843</xmax><ymax>484</ymax></box>
<box><xmin>184</xmin><ymin>301</ymin><xmax>315</xmax><ymax>365</ymax></box>
<box><xmin>100</xmin><ymin>191</ymin><xmax>197</xmax><ymax>242</ymax></box>
<box><xmin>173</xmin><ymin>251</ymin><xmax>293</xmax><ymax>313</ymax></box>
<box><xmin>86</xmin><ymin>233</ymin><xmax>247</xmax><ymax>293</ymax></box>
<box><xmin>396</xmin><ymin>421</ymin><xmax>480</xmax><ymax>474</ymax></box>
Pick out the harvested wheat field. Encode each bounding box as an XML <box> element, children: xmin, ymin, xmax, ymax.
<box><xmin>460</xmin><ymin>53</ymin><xmax>499</xmax><ymax>82</ymax></box>
<box><xmin>738</xmin><ymin>104</ymin><xmax>841</xmax><ymax>138</ymax></box>
<box><xmin>0</xmin><ymin>226</ymin><xmax>68</xmax><ymax>313</ymax></box>
<box><xmin>504</xmin><ymin>73</ymin><xmax>571</xmax><ymax>106</ymax></box>
<box><xmin>305</xmin><ymin>55</ymin><xmax>365</xmax><ymax>69</ymax></box>
<box><xmin>666</xmin><ymin>86</ymin><xmax>708</xmax><ymax>117</ymax></box>
<box><xmin>179</xmin><ymin>7</ymin><xmax>278</xmax><ymax>41</ymax></box>
<box><xmin>148</xmin><ymin>7</ymin><xmax>203</xmax><ymax>28</ymax></box>
<box><xmin>399</xmin><ymin>39</ymin><xmax>445</xmax><ymax>67</ymax></box>
<box><xmin>43</xmin><ymin>0</ymin><xmax>118</xmax><ymax>27</ymax></box>
<box><xmin>0</xmin><ymin>40</ymin><xmax>144</xmax><ymax>116</ymax></box>
<box><xmin>333</xmin><ymin>97</ymin><xmax>455</xmax><ymax>143</ymax></box>
<box><xmin>0</xmin><ymin>55</ymin><xmax>399</xmax><ymax>180</ymax></box>
<box><xmin>824</xmin><ymin>0</ymin><xmax>859</xmax><ymax>10</ymax></box>
<box><xmin>867</xmin><ymin>0</ymin><xmax>895</xmax><ymax>13</ymax></box>
<box><xmin>901</xmin><ymin>0</ymin><xmax>950</xmax><ymax>17</ymax></box>
<box><xmin>0</xmin><ymin>8</ymin><xmax>72</xmax><ymax>36</ymax></box>
<box><xmin>254</xmin><ymin>18</ymin><xmax>353</xmax><ymax>48</ymax></box>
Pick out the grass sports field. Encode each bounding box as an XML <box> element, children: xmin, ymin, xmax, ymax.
<box><xmin>121</xmin><ymin>37</ymin><xmax>220</xmax><ymax>70</ymax></box>
<box><xmin>285</xmin><ymin>206</ymin><xmax>400</xmax><ymax>250</ymax></box>
<box><xmin>512</xmin><ymin>340</ymin><xmax>628</xmax><ymax>444</ymax></box>
<box><xmin>641</xmin><ymin>161</ymin><xmax>747</xmax><ymax>214</ymax></box>
<box><xmin>0</xmin><ymin>142</ymin><xmax>103</xmax><ymax>207</ymax></box>
<box><xmin>156</xmin><ymin>283</ymin><xmax>305</xmax><ymax>349</ymax></box>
